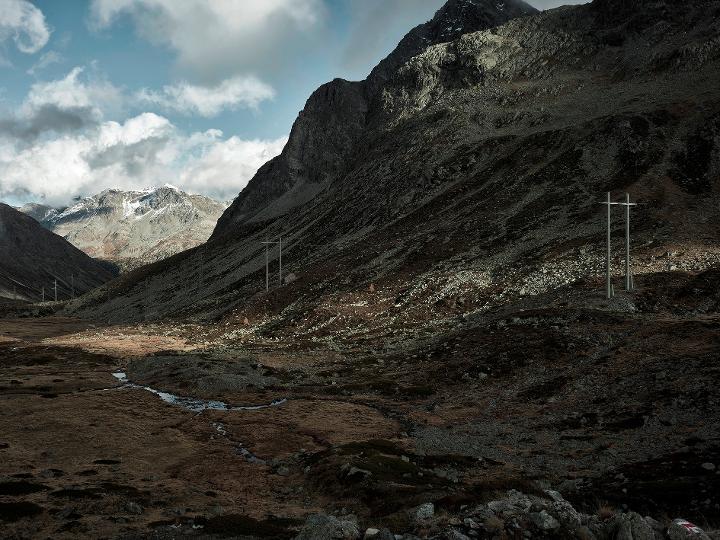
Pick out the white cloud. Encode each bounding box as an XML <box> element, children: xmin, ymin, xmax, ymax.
<box><xmin>27</xmin><ymin>50</ymin><xmax>64</xmax><ymax>75</ymax></box>
<box><xmin>0</xmin><ymin>0</ymin><xmax>50</xmax><ymax>55</ymax></box>
<box><xmin>0</xmin><ymin>112</ymin><xmax>286</xmax><ymax>206</ymax></box>
<box><xmin>23</xmin><ymin>66</ymin><xmax>123</xmax><ymax>118</ymax></box>
<box><xmin>0</xmin><ymin>67</ymin><xmax>126</xmax><ymax>141</ymax></box>
<box><xmin>179</xmin><ymin>135</ymin><xmax>288</xmax><ymax>198</ymax></box>
<box><xmin>136</xmin><ymin>75</ymin><xmax>275</xmax><ymax>117</ymax></box>
<box><xmin>89</xmin><ymin>0</ymin><xmax>325</xmax><ymax>83</ymax></box>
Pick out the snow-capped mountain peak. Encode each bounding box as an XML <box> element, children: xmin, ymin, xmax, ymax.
<box><xmin>20</xmin><ymin>187</ymin><xmax>228</xmax><ymax>271</ymax></box>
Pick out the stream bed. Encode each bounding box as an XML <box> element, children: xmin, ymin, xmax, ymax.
<box><xmin>111</xmin><ymin>372</ymin><xmax>287</xmax><ymax>413</ymax></box>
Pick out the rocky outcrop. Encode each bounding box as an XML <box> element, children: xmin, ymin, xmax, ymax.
<box><xmin>295</xmin><ymin>490</ymin><xmax>718</xmax><ymax>540</ymax></box>
<box><xmin>24</xmin><ymin>186</ymin><xmax>227</xmax><ymax>271</ymax></box>
<box><xmin>0</xmin><ymin>203</ymin><xmax>115</xmax><ymax>301</ymax></box>
<box><xmin>213</xmin><ymin>0</ymin><xmax>538</xmax><ymax>234</ymax></box>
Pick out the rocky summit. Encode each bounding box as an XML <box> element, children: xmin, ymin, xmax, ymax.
<box><xmin>21</xmin><ymin>186</ymin><xmax>227</xmax><ymax>271</ymax></box>
<box><xmin>1</xmin><ymin>0</ymin><xmax>720</xmax><ymax>539</ymax></box>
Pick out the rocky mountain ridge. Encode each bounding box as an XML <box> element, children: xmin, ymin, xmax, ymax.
<box><xmin>20</xmin><ymin>186</ymin><xmax>227</xmax><ymax>271</ymax></box>
<box><xmin>66</xmin><ymin>0</ymin><xmax>720</xmax><ymax>328</ymax></box>
<box><xmin>214</xmin><ymin>0</ymin><xmax>539</xmax><ymax>231</ymax></box>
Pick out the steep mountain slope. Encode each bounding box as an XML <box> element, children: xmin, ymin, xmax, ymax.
<box><xmin>23</xmin><ymin>186</ymin><xmax>227</xmax><ymax>271</ymax></box>
<box><xmin>0</xmin><ymin>203</ymin><xmax>115</xmax><ymax>301</ymax></box>
<box><xmin>215</xmin><ymin>0</ymin><xmax>538</xmax><ymax>229</ymax></box>
<box><xmin>70</xmin><ymin>0</ymin><xmax>720</xmax><ymax>330</ymax></box>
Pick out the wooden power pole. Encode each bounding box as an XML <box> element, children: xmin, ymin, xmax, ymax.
<box><xmin>600</xmin><ymin>192</ymin><xmax>620</xmax><ymax>299</ymax></box>
<box><xmin>617</xmin><ymin>193</ymin><xmax>637</xmax><ymax>291</ymax></box>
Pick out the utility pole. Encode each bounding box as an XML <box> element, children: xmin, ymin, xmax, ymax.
<box><xmin>265</xmin><ymin>244</ymin><xmax>269</xmax><ymax>292</ymax></box>
<box><xmin>279</xmin><ymin>236</ymin><xmax>283</xmax><ymax>286</ymax></box>
<box><xmin>600</xmin><ymin>192</ymin><xmax>620</xmax><ymax>299</ymax></box>
<box><xmin>71</xmin><ymin>274</ymin><xmax>75</xmax><ymax>299</ymax></box>
<box><xmin>199</xmin><ymin>247</ymin><xmax>204</xmax><ymax>289</ymax></box>
<box><xmin>260</xmin><ymin>238</ymin><xmax>282</xmax><ymax>291</ymax></box>
<box><xmin>617</xmin><ymin>193</ymin><xmax>637</xmax><ymax>291</ymax></box>
<box><xmin>41</xmin><ymin>287</ymin><xmax>45</xmax><ymax>303</ymax></box>
<box><xmin>54</xmin><ymin>279</ymin><xmax>57</xmax><ymax>302</ymax></box>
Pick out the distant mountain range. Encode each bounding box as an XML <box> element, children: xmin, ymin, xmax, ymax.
<box><xmin>0</xmin><ymin>203</ymin><xmax>115</xmax><ymax>302</ymax></box>
<box><xmin>20</xmin><ymin>186</ymin><xmax>227</xmax><ymax>271</ymax></box>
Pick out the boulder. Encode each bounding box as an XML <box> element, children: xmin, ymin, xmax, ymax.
<box><xmin>295</xmin><ymin>514</ymin><xmax>361</xmax><ymax>540</ymax></box>
<box><xmin>125</xmin><ymin>502</ymin><xmax>143</xmax><ymax>515</ymax></box>
<box><xmin>364</xmin><ymin>528</ymin><xmax>393</xmax><ymax>540</ymax></box>
<box><xmin>612</xmin><ymin>512</ymin><xmax>654</xmax><ymax>540</ymax></box>
<box><xmin>668</xmin><ymin>519</ymin><xmax>711</xmax><ymax>540</ymax></box>
<box><xmin>413</xmin><ymin>503</ymin><xmax>435</xmax><ymax>522</ymax></box>
<box><xmin>445</xmin><ymin>529</ymin><xmax>471</xmax><ymax>540</ymax></box>
<box><xmin>550</xmin><ymin>500</ymin><xmax>583</xmax><ymax>527</ymax></box>
<box><xmin>529</xmin><ymin>510</ymin><xmax>561</xmax><ymax>531</ymax></box>
<box><xmin>487</xmin><ymin>490</ymin><xmax>532</xmax><ymax>516</ymax></box>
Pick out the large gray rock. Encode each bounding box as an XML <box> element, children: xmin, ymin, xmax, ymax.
<box><xmin>668</xmin><ymin>519</ymin><xmax>711</xmax><ymax>540</ymax></box>
<box><xmin>529</xmin><ymin>510</ymin><xmax>561</xmax><ymax>531</ymax></box>
<box><xmin>445</xmin><ymin>529</ymin><xmax>471</xmax><ymax>540</ymax></box>
<box><xmin>612</xmin><ymin>512</ymin><xmax>655</xmax><ymax>540</ymax></box>
<box><xmin>295</xmin><ymin>514</ymin><xmax>361</xmax><ymax>540</ymax></box>
<box><xmin>413</xmin><ymin>502</ymin><xmax>435</xmax><ymax>522</ymax></box>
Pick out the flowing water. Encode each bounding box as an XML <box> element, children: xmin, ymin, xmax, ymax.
<box><xmin>111</xmin><ymin>372</ymin><xmax>287</xmax><ymax>413</ymax></box>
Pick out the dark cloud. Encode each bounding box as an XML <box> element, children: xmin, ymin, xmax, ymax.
<box><xmin>85</xmin><ymin>136</ymin><xmax>169</xmax><ymax>176</ymax></box>
<box><xmin>0</xmin><ymin>104</ymin><xmax>99</xmax><ymax>141</ymax></box>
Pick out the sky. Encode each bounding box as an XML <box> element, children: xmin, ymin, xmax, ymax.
<box><xmin>0</xmin><ymin>0</ymin><xmax>588</xmax><ymax>208</ymax></box>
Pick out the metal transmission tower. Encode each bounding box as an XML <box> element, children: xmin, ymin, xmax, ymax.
<box><xmin>617</xmin><ymin>193</ymin><xmax>637</xmax><ymax>291</ymax></box>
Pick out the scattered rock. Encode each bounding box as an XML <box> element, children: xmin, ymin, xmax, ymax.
<box><xmin>364</xmin><ymin>528</ymin><xmax>394</xmax><ymax>540</ymax></box>
<box><xmin>529</xmin><ymin>510</ymin><xmax>560</xmax><ymax>531</ymax></box>
<box><xmin>700</xmin><ymin>463</ymin><xmax>716</xmax><ymax>471</ymax></box>
<box><xmin>446</xmin><ymin>529</ymin><xmax>471</xmax><ymax>540</ymax></box>
<box><xmin>125</xmin><ymin>502</ymin><xmax>143</xmax><ymax>515</ymax></box>
<box><xmin>295</xmin><ymin>514</ymin><xmax>360</xmax><ymax>540</ymax></box>
<box><xmin>612</xmin><ymin>512</ymin><xmax>654</xmax><ymax>540</ymax></box>
<box><xmin>413</xmin><ymin>503</ymin><xmax>434</xmax><ymax>522</ymax></box>
<box><xmin>544</xmin><ymin>489</ymin><xmax>565</xmax><ymax>503</ymax></box>
<box><xmin>645</xmin><ymin>516</ymin><xmax>664</xmax><ymax>533</ymax></box>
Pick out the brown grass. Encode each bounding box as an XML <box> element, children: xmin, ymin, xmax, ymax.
<box><xmin>597</xmin><ymin>503</ymin><xmax>616</xmax><ymax>521</ymax></box>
